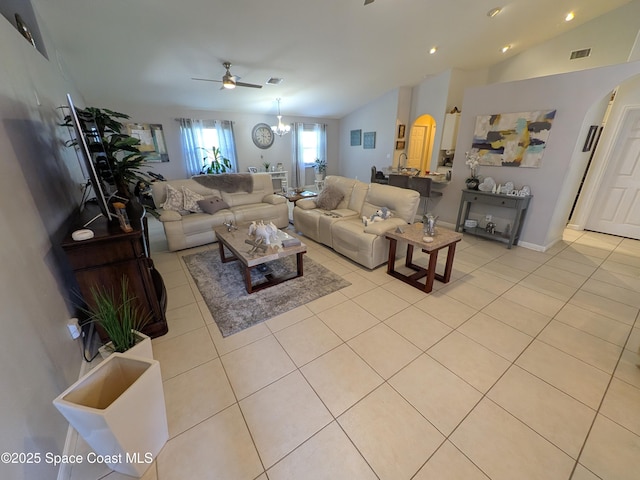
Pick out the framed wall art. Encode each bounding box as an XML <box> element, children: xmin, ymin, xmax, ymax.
<box><xmin>395</xmin><ymin>141</ymin><xmax>405</xmax><ymax>150</ymax></box>
<box><xmin>471</xmin><ymin>109</ymin><xmax>556</xmax><ymax>168</ymax></box>
<box><xmin>350</xmin><ymin>129</ymin><xmax>362</xmax><ymax>146</ymax></box>
<box><xmin>126</xmin><ymin>123</ymin><xmax>169</xmax><ymax>162</ymax></box>
<box><xmin>363</xmin><ymin>131</ymin><xmax>376</xmax><ymax>149</ymax></box>
<box><xmin>397</xmin><ymin>124</ymin><xmax>406</xmax><ymax>139</ymax></box>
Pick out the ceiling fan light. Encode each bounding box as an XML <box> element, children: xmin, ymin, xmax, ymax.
<box><xmin>487</xmin><ymin>7</ymin><xmax>502</xmax><ymax>18</ymax></box>
<box><xmin>222</xmin><ymin>75</ymin><xmax>236</xmax><ymax>89</ymax></box>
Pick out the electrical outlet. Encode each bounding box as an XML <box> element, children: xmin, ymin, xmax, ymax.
<box><xmin>485</xmin><ymin>214</ymin><xmax>493</xmax><ymax>222</ymax></box>
<box><xmin>67</xmin><ymin>318</ymin><xmax>81</xmax><ymax>339</ymax></box>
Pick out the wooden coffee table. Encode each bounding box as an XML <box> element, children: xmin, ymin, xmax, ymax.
<box><xmin>213</xmin><ymin>223</ymin><xmax>307</xmax><ymax>294</ymax></box>
<box><xmin>385</xmin><ymin>223</ymin><xmax>462</xmax><ymax>293</ymax></box>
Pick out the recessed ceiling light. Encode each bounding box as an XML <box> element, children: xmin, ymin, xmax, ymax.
<box><xmin>565</xmin><ymin>11</ymin><xmax>575</xmax><ymax>22</ymax></box>
<box><xmin>429</xmin><ymin>46</ymin><xmax>437</xmax><ymax>55</ymax></box>
<box><xmin>501</xmin><ymin>45</ymin><xmax>511</xmax><ymax>53</ymax></box>
<box><xmin>487</xmin><ymin>7</ymin><xmax>502</xmax><ymax>18</ymax></box>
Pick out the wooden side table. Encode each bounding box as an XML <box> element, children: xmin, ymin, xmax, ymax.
<box><xmin>284</xmin><ymin>190</ymin><xmax>317</xmax><ymax>205</ymax></box>
<box><xmin>385</xmin><ymin>223</ymin><xmax>462</xmax><ymax>293</ymax></box>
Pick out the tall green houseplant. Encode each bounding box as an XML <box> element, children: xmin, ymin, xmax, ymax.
<box><xmin>63</xmin><ymin>107</ymin><xmax>148</xmax><ymax>198</ymax></box>
<box><xmin>200</xmin><ymin>146</ymin><xmax>232</xmax><ymax>174</ymax></box>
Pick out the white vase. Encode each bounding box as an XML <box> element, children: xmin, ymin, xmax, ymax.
<box><xmin>53</xmin><ymin>353</ymin><xmax>168</xmax><ymax>477</ymax></box>
<box><xmin>98</xmin><ymin>330</ymin><xmax>153</xmax><ymax>360</ymax></box>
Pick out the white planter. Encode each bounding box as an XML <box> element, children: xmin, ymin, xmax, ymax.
<box><xmin>98</xmin><ymin>330</ymin><xmax>153</xmax><ymax>360</ymax></box>
<box><xmin>53</xmin><ymin>353</ymin><xmax>168</xmax><ymax>478</ymax></box>
<box><xmin>315</xmin><ymin>172</ymin><xmax>325</xmax><ymax>182</ymax></box>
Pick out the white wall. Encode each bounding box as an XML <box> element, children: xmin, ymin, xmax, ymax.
<box><xmin>338</xmin><ymin>89</ymin><xmax>401</xmax><ymax>181</ymax></box>
<box><xmin>437</xmin><ymin>61</ymin><xmax>640</xmax><ymax>249</ymax></box>
<box><xmin>0</xmin><ymin>14</ymin><xmax>87</xmax><ymax>479</ymax></box>
<box><xmin>83</xmin><ymin>101</ymin><xmax>340</xmax><ymax>185</ymax></box>
<box><xmin>488</xmin><ymin>1</ymin><xmax>640</xmax><ymax>84</ymax></box>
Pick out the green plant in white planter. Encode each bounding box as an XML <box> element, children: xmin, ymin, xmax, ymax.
<box><xmin>314</xmin><ymin>158</ymin><xmax>327</xmax><ymax>179</ymax></box>
<box><xmin>84</xmin><ymin>276</ymin><xmax>151</xmax><ymax>356</ymax></box>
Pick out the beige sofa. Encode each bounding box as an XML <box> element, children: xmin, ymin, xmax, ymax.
<box><xmin>150</xmin><ymin>173</ymin><xmax>289</xmax><ymax>251</ymax></box>
<box><xmin>293</xmin><ymin>175</ymin><xmax>420</xmax><ymax>268</ymax></box>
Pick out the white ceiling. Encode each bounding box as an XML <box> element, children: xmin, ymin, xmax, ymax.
<box><xmin>32</xmin><ymin>0</ymin><xmax>631</xmax><ymax>119</ymax></box>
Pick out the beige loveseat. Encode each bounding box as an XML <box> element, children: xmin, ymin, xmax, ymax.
<box><xmin>150</xmin><ymin>173</ymin><xmax>289</xmax><ymax>251</ymax></box>
<box><xmin>293</xmin><ymin>175</ymin><xmax>420</xmax><ymax>268</ymax></box>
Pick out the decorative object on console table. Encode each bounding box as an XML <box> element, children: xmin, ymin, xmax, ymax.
<box><xmin>61</xmin><ymin>204</ymin><xmax>168</xmax><ymax>340</ymax></box>
<box><xmin>464</xmin><ymin>151</ymin><xmax>480</xmax><ymax>190</ymax></box>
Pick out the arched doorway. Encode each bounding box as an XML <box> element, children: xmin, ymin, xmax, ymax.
<box><xmin>407</xmin><ymin>115</ymin><xmax>436</xmax><ymax>174</ymax></box>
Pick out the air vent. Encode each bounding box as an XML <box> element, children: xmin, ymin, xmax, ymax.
<box><xmin>570</xmin><ymin>48</ymin><xmax>591</xmax><ymax>60</ymax></box>
<box><xmin>266</xmin><ymin>77</ymin><xmax>283</xmax><ymax>85</ymax></box>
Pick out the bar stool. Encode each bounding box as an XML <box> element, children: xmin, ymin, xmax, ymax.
<box><xmin>388</xmin><ymin>174</ymin><xmax>409</xmax><ymax>188</ymax></box>
<box><xmin>408</xmin><ymin>176</ymin><xmax>442</xmax><ymax>215</ymax></box>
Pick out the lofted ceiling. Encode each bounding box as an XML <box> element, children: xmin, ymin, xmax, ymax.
<box><xmin>32</xmin><ymin>0</ymin><xmax>631</xmax><ymax>119</ymax></box>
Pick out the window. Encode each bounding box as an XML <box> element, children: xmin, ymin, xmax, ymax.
<box><xmin>178</xmin><ymin>118</ymin><xmax>238</xmax><ymax>176</ymax></box>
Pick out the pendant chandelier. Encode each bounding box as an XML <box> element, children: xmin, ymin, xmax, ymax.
<box><xmin>271</xmin><ymin>98</ymin><xmax>291</xmax><ymax>137</ymax></box>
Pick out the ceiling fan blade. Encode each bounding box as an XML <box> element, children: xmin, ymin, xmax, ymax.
<box><xmin>235</xmin><ymin>81</ymin><xmax>263</xmax><ymax>89</ymax></box>
<box><xmin>191</xmin><ymin>77</ymin><xmax>222</xmax><ymax>83</ymax></box>
<box><xmin>364</xmin><ymin>0</ymin><xmax>375</xmax><ymax>5</ymax></box>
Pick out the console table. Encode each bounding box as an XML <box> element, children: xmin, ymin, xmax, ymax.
<box><xmin>455</xmin><ymin>190</ymin><xmax>532</xmax><ymax>248</ymax></box>
<box><xmin>61</xmin><ymin>205</ymin><xmax>168</xmax><ymax>340</ymax></box>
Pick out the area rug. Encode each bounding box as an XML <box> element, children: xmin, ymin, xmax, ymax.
<box><xmin>182</xmin><ymin>249</ymin><xmax>351</xmax><ymax>337</ymax></box>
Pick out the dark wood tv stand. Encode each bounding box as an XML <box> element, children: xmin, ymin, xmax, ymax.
<box><xmin>61</xmin><ymin>205</ymin><xmax>168</xmax><ymax>340</ymax></box>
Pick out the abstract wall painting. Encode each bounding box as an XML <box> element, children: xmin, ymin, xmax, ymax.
<box><xmin>471</xmin><ymin>110</ymin><xmax>556</xmax><ymax>168</ymax></box>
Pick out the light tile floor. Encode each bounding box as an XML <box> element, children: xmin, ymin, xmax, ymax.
<box><xmin>70</xmin><ymin>219</ymin><xmax>640</xmax><ymax>480</ymax></box>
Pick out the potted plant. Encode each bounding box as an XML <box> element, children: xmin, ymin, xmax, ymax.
<box><xmin>464</xmin><ymin>151</ymin><xmax>480</xmax><ymax>190</ymax></box>
<box><xmin>314</xmin><ymin>158</ymin><xmax>327</xmax><ymax>180</ymax></box>
<box><xmin>62</xmin><ymin>107</ymin><xmax>148</xmax><ymax>200</ymax></box>
<box><xmin>263</xmin><ymin>161</ymin><xmax>272</xmax><ymax>172</ymax></box>
<box><xmin>200</xmin><ymin>146</ymin><xmax>233</xmax><ymax>174</ymax></box>
<box><xmin>83</xmin><ymin>276</ymin><xmax>152</xmax><ymax>358</ymax></box>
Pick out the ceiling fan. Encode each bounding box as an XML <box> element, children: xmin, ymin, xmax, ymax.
<box><xmin>191</xmin><ymin>62</ymin><xmax>262</xmax><ymax>89</ymax></box>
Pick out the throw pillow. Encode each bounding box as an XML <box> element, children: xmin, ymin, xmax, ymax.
<box><xmin>198</xmin><ymin>196</ymin><xmax>230</xmax><ymax>215</ymax></box>
<box><xmin>315</xmin><ymin>185</ymin><xmax>344</xmax><ymax>211</ymax></box>
<box><xmin>182</xmin><ymin>187</ymin><xmax>205</xmax><ymax>213</ymax></box>
<box><xmin>162</xmin><ymin>184</ymin><xmax>187</xmax><ymax>213</ymax></box>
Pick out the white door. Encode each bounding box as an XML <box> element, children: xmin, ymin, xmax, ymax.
<box><xmin>586</xmin><ymin>107</ymin><xmax>640</xmax><ymax>239</ymax></box>
<box><xmin>407</xmin><ymin>126</ymin><xmax>425</xmax><ymax>169</ymax></box>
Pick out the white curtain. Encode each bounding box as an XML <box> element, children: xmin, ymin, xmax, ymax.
<box><xmin>292</xmin><ymin>122</ymin><xmax>305</xmax><ymax>188</ymax></box>
<box><xmin>177</xmin><ymin>118</ymin><xmax>206</xmax><ymax>176</ymax></box>
<box><xmin>291</xmin><ymin>122</ymin><xmax>327</xmax><ymax>188</ymax></box>
<box><xmin>178</xmin><ymin>118</ymin><xmax>238</xmax><ymax>176</ymax></box>
<box><xmin>216</xmin><ymin>120</ymin><xmax>238</xmax><ymax>172</ymax></box>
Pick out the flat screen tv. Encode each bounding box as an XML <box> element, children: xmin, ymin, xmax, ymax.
<box><xmin>66</xmin><ymin>94</ymin><xmax>117</xmax><ymax>222</ymax></box>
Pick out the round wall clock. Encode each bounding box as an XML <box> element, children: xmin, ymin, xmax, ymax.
<box><xmin>252</xmin><ymin>123</ymin><xmax>275</xmax><ymax>149</ymax></box>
